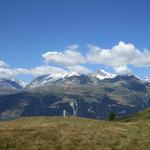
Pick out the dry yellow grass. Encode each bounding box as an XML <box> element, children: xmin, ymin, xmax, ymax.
<box><xmin>0</xmin><ymin>116</ymin><xmax>150</xmax><ymax>150</ymax></box>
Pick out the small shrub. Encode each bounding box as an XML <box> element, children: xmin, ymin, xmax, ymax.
<box><xmin>108</xmin><ymin>112</ymin><xmax>116</xmax><ymax>121</ymax></box>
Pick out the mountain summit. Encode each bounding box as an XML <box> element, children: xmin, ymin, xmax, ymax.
<box><xmin>0</xmin><ymin>78</ymin><xmax>23</xmax><ymax>95</ymax></box>
<box><xmin>91</xmin><ymin>69</ymin><xmax>116</xmax><ymax>80</ymax></box>
<box><xmin>26</xmin><ymin>69</ymin><xmax>116</xmax><ymax>89</ymax></box>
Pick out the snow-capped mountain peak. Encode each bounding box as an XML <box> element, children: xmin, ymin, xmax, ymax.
<box><xmin>64</xmin><ymin>72</ymin><xmax>80</xmax><ymax>78</ymax></box>
<box><xmin>0</xmin><ymin>78</ymin><xmax>23</xmax><ymax>90</ymax></box>
<box><xmin>144</xmin><ymin>76</ymin><xmax>150</xmax><ymax>82</ymax></box>
<box><xmin>27</xmin><ymin>73</ymin><xmax>65</xmax><ymax>88</ymax></box>
<box><xmin>26</xmin><ymin>69</ymin><xmax>116</xmax><ymax>89</ymax></box>
<box><xmin>92</xmin><ymin>69</ymin><xmax>116</xmax><ymax>80</ymax></box>
<box><xmin>17</xmin><ymin>80</ymin><xmax>28</xmax><ymax>88</ymax></box>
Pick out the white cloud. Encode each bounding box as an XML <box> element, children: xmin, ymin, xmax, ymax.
<box><xmin>30</xmin><ymin>65</ymin><xmax>67</xmax><ymax>76</ymax></box>
<box><xmin>42</xmin><ymin>47</ymin><xmax>90</xmax><ymax>75</ymax></box>
<box><xmin>0</xmin><ymin>62</ymin><xmax>68</xmax><ymax>78</ymax></box>
<box><xmin>42</xmin><ymin>42</ymin><xmax>150</xmax><ymax>75</ymax></box>
<box><xmin>87</xmin><ymin>42</ymin><xmax>136</xmax><ymax>66</ymax></box>
<box><xmin>0</xmin><ymin>60</ymin><xmax>9</xmax><ymax>68</ymax></box>
<box><xmin>67</xmin><ymin>65</ymin><xmax>91</xmax><ymax>74</ymax></box>
<box><xmin>1</xmin><ymin>41</ymin><xmax>150</xmax><ymax>79</ymax></box>
<box><xmin>0</xmin><ymin>68</ymin><xmax>14</xmax><ymax>78</ymax></box>
<box><xmin>14</xmin><ymin>68</ymin><xmax>29</xmax><ymax>75</ymax></box>
<box><xmin>66</xmin><ymin>44</ymin><xmax>79</xmax><ymax>50</ymax></box>
<box><xmin>87</xmin><ymin>44</ymin><xmax>102</xmax><ymax>52</ymax></box>
<box><xmin>0</xmin><ymin>67</ymin><xmax>29</xmax><ymax>79</ymax></box>
<box><xmin>42</xmin><ymin>49</ymin><xmax>86</xmax><ymax>66</ymax></box>
<box><xmin>0</xmin><ymin>60</ymin><xmax>15</xmax><ymax>78</ymax></box>
<box><xmin>131</xmin><ymin>49</ymin><xmax>150</xmax><ymax>67</ymax></box>
<box><xmin>87</xmin><ymin>41</ymin><xmax>150</xmax><ymax>74</ymax></box>
<box><xmin>114</xmin><ymin>66</ymin><xmax>131</xmax><ymax>75</ymax></box>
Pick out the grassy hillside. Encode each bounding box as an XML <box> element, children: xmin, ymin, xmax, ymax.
<box><xmin>121</xmin><ymin>109</ymin><xmax>150</xmax><ymax>122</ymax></box>
<box><xmin>0</xmin><ymin>114</ymin><xmax>150</xmax><ymax>150</ymax></box>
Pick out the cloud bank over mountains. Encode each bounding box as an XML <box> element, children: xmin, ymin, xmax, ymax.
<box><xmin>0</xmin><ymin>41</ymin><xmax>150</xmax><ymax>79</ymax></box>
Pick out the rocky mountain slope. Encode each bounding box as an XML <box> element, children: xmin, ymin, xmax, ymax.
<box><xmin>145</xmin><ymin>76</ymin><xmax>150</xmax><ymax>82</ymax></box>
<box><xmin>26</xmin><ymin>69</ymin><xmax>115</xmax><ymax>89</ymax></box>
<box><xmin>0</xmin><ymin>78</ymin><xmax>23</xmax><ymax>95</ymax></box>
<box><xmin>0</xmin><ymin>70</ymin><xmax>150</xmax><ymax>120</ymax></box>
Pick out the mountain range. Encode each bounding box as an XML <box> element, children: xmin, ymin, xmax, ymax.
<box><xmin>145</xmin><ymin>76</ymin><xmax>150</xmax><ymax>82</ymax></box>
<box><xmin>0</xmin><ymin>69</ymin><xmax>150</xmax><ymax>120</ymax></box>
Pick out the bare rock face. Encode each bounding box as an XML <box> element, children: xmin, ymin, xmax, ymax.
<box><xmin>0</xmin><ymin>78</ymin><xmax>23</xmax><ymax>95</ymax></box>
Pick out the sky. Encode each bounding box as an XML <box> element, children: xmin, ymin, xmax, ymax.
<box><xmin>0</xmin><ymin>0</ymin><xmax>150</xmax><ymax>82</ymax></box>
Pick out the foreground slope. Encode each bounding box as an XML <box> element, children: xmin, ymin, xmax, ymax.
<box><xmin>122</xmin><ymin>108</ymin><xmax>150</xmax><ymax>121</ymax></box>
<box><xmin>0</xmin><ymin>115</ymin><xmax>150</xmax><ymax>150</ymax></box>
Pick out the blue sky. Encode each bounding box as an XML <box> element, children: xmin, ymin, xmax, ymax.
<box><xmin>0</xmin><ymin>0</ymin><xmax>150</xmax><ymax>82</ymax></box>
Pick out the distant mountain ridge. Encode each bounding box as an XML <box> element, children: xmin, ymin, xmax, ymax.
<box><xmin>0</xmin><ymin>70</ymin><xmax>150</xmax><ymax>120</ymax></box>
<box><xmin>0</xmin><ymin>78</ymin><xmax>23</xmax><ymax>89</ymax></box>
<box><xmin>0</xmin><ymin>78</ymin><xmax>23</xmax><ymax>95</ymax></box>
<box><xmin>145</xmin><ymin>76</ymin><xmax>150</xmax><ymax>82</ymax></box>
<box><xmin>26</xmin><ymin>69</ymin><xmax>116</xmax><ymax>89</ymax></box>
